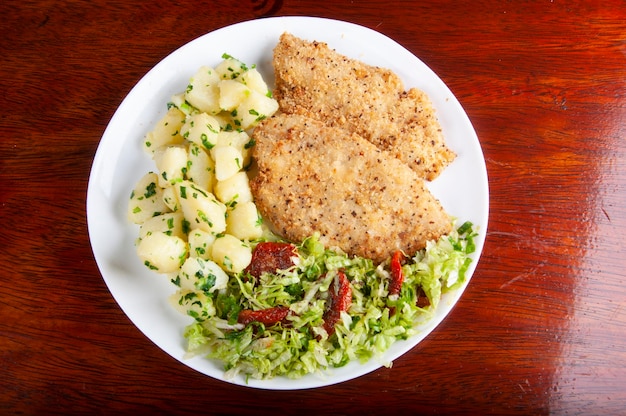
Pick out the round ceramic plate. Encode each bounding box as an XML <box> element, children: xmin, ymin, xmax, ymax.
<box><xmin>87</xmin><ymin>16</ymin><xmax>489</xmax><ymax>390</ymax></box>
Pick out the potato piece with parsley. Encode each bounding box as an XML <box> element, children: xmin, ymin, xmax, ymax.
<box><xmin>212</xmin><ymin>130</ymin><xmax>253</xmax><ymax>169</ymax></box>
<box><xmin>233</xmin><ymin>89</ymin><xmax>279</xmax><ymax>130</ymax></box>
<box><xmin>178</xmin><ymin>256</ymin><xmax>228</xmax><ymax>293</ymax></box>
<box><xmin>143</xmin><ymin>107</ymin><xmax>186</xmax><ymax>154</ymax></box>
<box><xmin>181</xmin><ymin>112</ymin><xmax>220</xmax><ymax>151</ymax></box>
<box><xmin>136</xmin><ymin>231</ymin><xmax>187</xmax><ymax>273</ymax></box>
<box><xmin>175</xmin><ymin>180</ymin><xmax>226</xmax><ymax>235</ymax></box>
<box><xmin>236</xmin><ymin>67</ymin><xmax>271</xmax><ymax>96</ymax></box>
<box><xmin>170</xmin><ymin>290</ymin><xmax>216</xmax><ymax>321</ymax></box>
<box><xmin>215</xmin><ymin>56</ymin><xmax>248</xmax><ymax>80</ymax></box>
<box><xmin>187</xmin><ymin>143</ymin><xmax>215</xmax><ymax>194</ymax></box>
<box><xmin>188</xmin><ymin>228</ymin><xmax>216</xmax><ymax>260</ymax></box>
<box><xmin>138</xmin><ymin>211</ymin><xmax>186</xmax><ymax>241</ymax></box>
<box><xmin>185</xmin><ymin>66</ymin><xmax>221</xmax><ymax>115</ymax></box>
<box><xmin>214</xmin><ymin>171</ymin><xmax>253</xmax><ymax>205</ymax></box>
<box><xmin>153</xmin><ymin>145</ymin><xmax>188</xmax><ymax>187</ymax></box>
<box><xmin>226</xmin><ymin>201</ymin><xmax>263</xmax><ymax>241</ymax></box>
<box><xmin>169</xmin><ymin>93</ymin><xmax>195</xmax><ymax>116</ymax></box>
<box><xmin>211</xmin><ymin>234</ymin><xmax>252</xmax><ymax>274</ymax></box>
<box><xmin>128</xmin><ymin>172</ymin><xmax>170</xmax><ymax>224</ymax></box>
<box><xmin>212</xmin><ymin>145</ymin><xmax>243</xmax><ymax>181</ymax></box>
<box><xmin>162</xmin><ymin>185</ymin><xmax>180</xmax><ymax>212</ymax></box>
<box><xmin>218</xmin><ymin>79</ymin><xmax>251</xmax><ymax>112</ymax></box>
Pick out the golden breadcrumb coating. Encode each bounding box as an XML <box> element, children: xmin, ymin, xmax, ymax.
<box><xmin>272</xmin><ymin>32</ymin><xmax>456</xmax><ymax>181</ymax></box>
<box><xmin>250</xmin><ymin>113</ymin><xmax>452</xmax><ymax>263</ymax></box>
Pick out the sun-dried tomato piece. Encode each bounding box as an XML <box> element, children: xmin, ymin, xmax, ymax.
<box><xmin>388</xmin><ymin>251</ymin><xmax>405</xmax><ymax>297</ymax></box>
<box><xmin>244</xmin><ymin>242</ymin><xmax>298</xmax><ymax>279</ymax></box>
<box><xmin>237</xmin><ymin>306</ymin><xmax>291</xmax><ymax>326</ymax></box>
<box><xmin>322</xmin><ymin>270</ymin><xmax>352</xmax><ymax>336</ymax></box>
<box><xmin>416</xmin><ymin>288</ymin><xmax>431</xmax><ymax>308</ymax></box>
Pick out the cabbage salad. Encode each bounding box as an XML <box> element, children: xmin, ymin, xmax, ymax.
<box><xmin>178</xmin><ymin>221</ymin><xmax>477</xmax><ymax>381</ymax></box>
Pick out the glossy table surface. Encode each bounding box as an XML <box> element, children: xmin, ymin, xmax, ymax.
<box><xmin>1</xmin><ymin>0</ymin><xmax>625</xmax><ymax>414</ymax></box>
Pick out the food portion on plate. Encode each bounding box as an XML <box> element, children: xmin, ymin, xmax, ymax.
<box><xmin>125</xmin><ymin>33</ymin><xmax>477</xmax><ymax>381</ymax></box>
<box><xmin>128</xmin><ymin>54</ymin><xmax>277</xmax><ymax>276</ymax></box>
<box><xmin>273</xmin><ymin>33</ymin><xmax>456</xmax><ymax>181</ymax></box>
<box><xmin>251</xmin><ymin>113</ymin><xmax>451</xmax><ymax>263</ymax></box>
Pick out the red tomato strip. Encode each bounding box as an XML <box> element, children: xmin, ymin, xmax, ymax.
<box><xmin>237</xmin><ymin>306</ymin><xmax>291</xmax><ymax>326</ymax></box>
<box><xmin>388</xmin><ymin>251</ymin><xmax>405</xmax><ymax>297</ymax></box>
<box><xmin>416</xmin><ymin>288</ymin><xmax>431</xmax><ymax>308</ymax></box>
<box><xmin>244</xmin><ymin>242</ymin><xmax>298</xmax><ymax>279</ymax></box>
<box><xmin>322</xmin><ymin>270</ymin><xmax>352</xmax><ymax>336</ymax></box>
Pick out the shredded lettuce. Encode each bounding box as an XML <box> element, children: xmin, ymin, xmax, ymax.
<box><xmin>174</xmin><ymin>221</ymin><xmax>478</xmax><ymax>380</ymax></box>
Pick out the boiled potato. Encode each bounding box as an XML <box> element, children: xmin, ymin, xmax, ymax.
<box><xmin>218</xmin><ymin>79</ymin><xmax>251</xmax><ymax>112</ymax></box>
<box><xmin>128</xmin><ymin>172</ymin><xmax>170</xmax><ymax>224</ymax></box>
<box><xmin>153</xmin><ymin>145</ymin><xmax>188</xmax><ymax>187</ymax></box>
<box><xmin>213</xmin><ymin>130</ymin><xmax>253</xmax><ymax>168</ymax></box>
<box><xmin>136</xmin><ymin>231</ymin><xmax>188</xmax><ymax>273</ymax></box>
<box><xmin>170</xmin><ymin>290</ymin><xmax>216</xmax><ymax>321</ymax></box>
<box><xmin>181</xmin><ymin>112</ymin><xmax>220</xmax><ymax>151</ymax></box>
<box><xmin>184</xmin><ymin>66</ymin><xmax>221</xmax><ymax>114</ymax></box>
<box><xmin>162</xmin><ymin>185</ymin><xmax>180</xmax><ymax>212</ymax></box>
<box><xmin>214</xmin><ymin>171</ymin><xmax>252</xmax><ymax>204</ymax></box>
<box><xmin>213</xmin><ymin>145</ymin><xmax>243</xmax><ymax>181</ymax></box>
<box><xmin>169</xmin><ymin>93</ymin><xmax>195</xmax><ymax>115</ymax></box>
<box><xmin>211</xmin><ymin>234</ymin><xmax>252</xmax><ymax>274</ymax></box>
<box><xmin>210</xmin><ymin>112</ymin><xmax>238</xmax><ymax>131</ymax></box>
<box><xmin>235</xmin><ymin>67</ymin><xmax>270</xmax><ymax>96</ymax></box>
<box><xmin>215</xmin><ymin>56</ymin><xmax>248</xmax><ymax>80</ymax></box>
<box><xmin>143</xmin><ymin>107</ymin><xmax>186</xmax><ymax>154</ymax></box>
<box><xmin>175</xmin><ymin>180</ymin><xmax>226</xmax><ymax>234</ymax></box>
<box><xmin>214</xmin><ymin>130</ymin><xmax>251</xmax><ymax>149</ymax></box>
<box><xmin>178</xmin><ymin>256</ymin><xmax>228</xmax><ymax>293</ymax></box>
<box><xmin>133</xmin><ymin>56</ymin><xmax>279</xmax><ymax>283</ymax></box>
<box><xmin>226</xmin><ymin>201</ymin><xmax>263</xmax><ymax>241</ymax></box>
<box><xmin>233</xmin><ymin>90</ymin><xmax>279</xmax><ymax>130</ymax></box>
<box><xmin>187</xmin><ymin>143</ymin><xmax>215</xmax><ymax>193</ymax></box>
<box><xmin>138</xmin><ymin>211</ymin><xmax>186</xmax><ymax>240</ymax></box>
<box><xmin>188</xmin><ymin>228</ymin><xmax>216</xmax><ymax>260</ymax></box>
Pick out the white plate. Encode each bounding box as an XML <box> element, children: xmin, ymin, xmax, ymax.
<box><xmin>87</xmin><ymin>16</ymin><xmax>488</xmax><ymax>390</ymax></box>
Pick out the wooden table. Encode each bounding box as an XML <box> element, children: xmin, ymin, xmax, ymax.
<box><xmin>2</xmin><ymin>0</ymin><xmax>625</xmax><ymax>414</ymax></box>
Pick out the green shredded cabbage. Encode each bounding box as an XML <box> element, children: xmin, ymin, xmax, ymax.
<box><xmin>176</xmin><ymin>221</ymin><xmax>478</xmax><ymax>380</ymax></box>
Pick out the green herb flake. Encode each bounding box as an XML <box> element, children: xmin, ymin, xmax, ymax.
<box><xmin>144</xmin><ymin>182</ymin><xmax>157</xmax><ymax>198</ymax></box>
<box><xmin>144</xmin><ymin>261</ymin><xmax>158</xmax><ymax>271</ymax></box>
<box><xmin>197</xmin><ymin>211</ymin><xmax>213</xmax><ymax>227</ymax></box>
<box><xmin>244</xmin><ymin>138</ymin><xmax>256</xmax><ymax>149</ymax></box>
<box><xmin>182</xmin><ymin>219</ymin><xmax>191</xmax><ymax>234</ymax></box>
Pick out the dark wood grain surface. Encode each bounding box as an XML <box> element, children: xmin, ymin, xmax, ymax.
<box><xmin>1</xmin><ymin>0</ymin><xmax>625</xmax><ymax>414</ymax></box>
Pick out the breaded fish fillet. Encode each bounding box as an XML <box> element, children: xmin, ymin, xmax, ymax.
<box><xmin>250</xmin><ymin>113</ymin><xmax>452</xmax><ymax>263</ymax></box>
<box><xmin>273</xmin><ymin>33</ymin><xmax>456</xmax><ymax>181</ymax></box>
